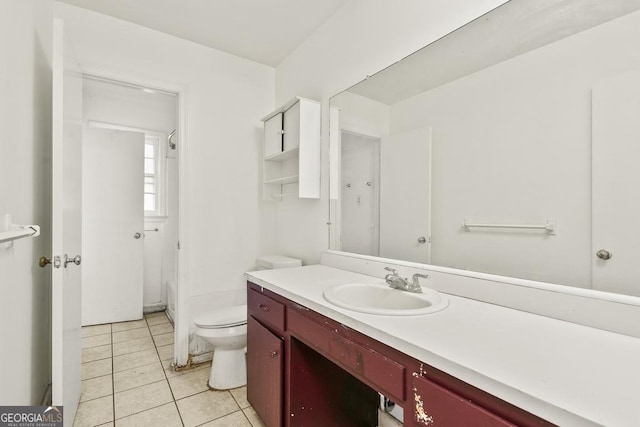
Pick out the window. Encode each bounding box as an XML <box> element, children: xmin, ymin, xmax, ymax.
<box><xmin>144</xmin><ymin>135</ymin><xmax>161</xmax><ymax>214</ymax></box>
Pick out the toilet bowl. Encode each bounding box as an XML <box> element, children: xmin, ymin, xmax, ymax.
<box><xmin>193</xmin><ymin>305</ymin><xmax>247</xmax><ymax>390</ymax></box>
<box><xmin>194</xmin><ymin>255</ymin><xmax>301</xmax><ymax>390</ymax></box>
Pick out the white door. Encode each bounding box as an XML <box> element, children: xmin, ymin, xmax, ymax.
<box><xmin>592</xmin><ymin>70</ymin><xmax>640</xmax><ymax>297</ymax></box>
<box><xmin>52</xmin><ymin>19</ymin><xmax>83</xmax><ymax>426</ymax></box>
<box><xmin>82</xmin><ymin>128</ymin><xmax>145</xmax><ymax>325</ymax></box>
<box><xmin>380</xmin><ymin>128</ymin><xmax>432</xmax><ymax>264</ymax></box>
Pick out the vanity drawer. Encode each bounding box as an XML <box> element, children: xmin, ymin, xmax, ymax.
<box><xmin>248</xmin><ymin>288</ymin><xmax>285</xmax><ymax>332</ymax></box>
<box><xmin>411</xmin><ymin>375</ymin><xmax>515</xmax><ymax>426</ymax></box>
<box><xmin>288</xmin><ymin>308</ymin><xmax>405</xmax><ymax>402</ymax></box>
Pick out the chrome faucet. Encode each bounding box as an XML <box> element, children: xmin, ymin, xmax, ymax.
<box><xmin>384</xmin><ymin>267</ymin><xmax>430</xmax><ymax>293</ymax></box>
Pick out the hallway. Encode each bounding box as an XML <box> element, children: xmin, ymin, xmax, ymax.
<box><xmin>77</xmin><ymin>312</ymin><xmax>264</xmax><ymax>427</ymax></box>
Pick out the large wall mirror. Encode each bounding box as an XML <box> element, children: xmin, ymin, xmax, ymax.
<box><xmin>329</xmin><ymin>0</ymin><xmax>640</xmax><ymax>298</ymax></box>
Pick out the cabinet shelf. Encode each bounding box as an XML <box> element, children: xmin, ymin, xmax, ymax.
<box><xmin>264</xmin><ymin>174</ymin><xmax>299</xmax><ymax>185</ymax></box>
<box><xmin>264</xmin><ymin>147</ymin><xmax>299</xmax><ymax>162</ymax></box>
<box><xmin>261</xmin><ymin>97</ymin><xmax>320</xmax><ymax>201</ymax></box>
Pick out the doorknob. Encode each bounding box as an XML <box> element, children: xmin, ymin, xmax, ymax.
<box><xmin>596</xmin><ymin>249</ymin><xmax>612</xmax><ymax>260</ymax></box>
<box><xmin>134</xmin><ymin>232</ymin><xmax>142</xmax><ymax>239</ymax></box>
<box><xmin>39</xmin><ymin>256</ymin><xmax>61</xmax><ymax>268</ymax></box>
<box><xmin>417</xmin><ymin>236</ymin><xmax>427</xmax><ymax>244</ymax></box>
<box><xmin>64</xmin><ymin>254</ymin><xmax>82</xmax><ymax>268</ymax></box>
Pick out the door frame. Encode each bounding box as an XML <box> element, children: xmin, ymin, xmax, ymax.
<box><xmin>79</xmin><ymin>67</ymin><xmax>190</xmax><ymax>366</ymax></box>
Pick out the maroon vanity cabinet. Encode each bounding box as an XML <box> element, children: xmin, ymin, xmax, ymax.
<box><xmin>247</xmin><ymin>289</ymin><xmax>285</xmax><ymax>427</ymax></box>
<box><xmin>247</xmin><ymin>282</ymin><xmax>554</xmax><ymax>427</ymax></box>
<box><xmin>411</xmin><ymin>375</ymin><xmax>515</xmax><ymax>426</ymax></box>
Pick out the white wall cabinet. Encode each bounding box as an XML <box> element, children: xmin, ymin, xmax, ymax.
<box><xmin>262</xmin><ymin>97</ymin><xmax>320</xmax><ymax>200</ymax></box>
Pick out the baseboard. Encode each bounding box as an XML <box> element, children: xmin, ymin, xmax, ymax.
<box><xmin>143</xmin><ymin>303</ymin><xmax>167</xmax><ymax>314</ymax></box>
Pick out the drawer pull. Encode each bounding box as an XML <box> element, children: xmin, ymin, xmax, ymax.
<box><xmin>270</xmin><ymin>350</ymin><xmax>279</xmax><ymax>357</ymax></box>
<box><xmin>259</xmin><ymin>304</ymin><xmax>270</xmax><ymax>312</ymax></box>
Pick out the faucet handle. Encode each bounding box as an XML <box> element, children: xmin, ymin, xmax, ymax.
<box><xmin>412</xmin><ymin>273</ymin><xmax>431</xmax><ymax>280</ymax></box>
<box><xmin>384</xmin><ymin>267</ymin><xmax>398</xmax><ymax>275</ymax></box>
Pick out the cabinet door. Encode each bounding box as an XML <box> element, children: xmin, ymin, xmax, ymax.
<box><xmin>411</xmin><ymin>375</ymin><xmax>515</xmax><ymax>426</ymax></box>
<box><xmin>264</xmin><ymin>112</ymin><xmax>283</xmax><ymax>157</ymax></box>
<box><xmin>283</xmin><ymin>101</ymin><xmax>300</xmax><ymax>152</ymax></box>
<box><xmin>247</xmin><ymin>316</ymin><xmax>283</xmax><ymax>427</ymax></box>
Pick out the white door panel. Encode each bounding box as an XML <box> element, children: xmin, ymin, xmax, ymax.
<box><xmin>82</xmin><ymin>128</ymin><xmax>144</xmax><ymax>325</ymax></box>
<box><xmin>264</xmin><ymin>113</ymin><xmax>283</xmax><ymax>157</ymax></box>
<box><xmin>283</xmin><ymin>101</ymin><xmax>300</xmax><ymax>152</ymax></box>
<box><xmin>592</xmin><ymin>70</ymin><xmax>640</xmax><ymax>297</ymax></box>
<box><xmin>380</xmin><ymin>128</ymin><xmax>432</xmax><ymax>264</ymax></box>
<box><xmin>52</xmin><ymin>19</ymin><xmax>82</xmax><ymax>426</ymax></box>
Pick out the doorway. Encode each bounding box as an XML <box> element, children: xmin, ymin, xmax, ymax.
<box><xmin>340</xmin><ymin>131</ymin><xmax>381</xmax><ymax>256</ymax></box>
<box><xmin>81</xmin><ymin>76</ymin><xmax>180</xmax><ymax>325</ymax></box>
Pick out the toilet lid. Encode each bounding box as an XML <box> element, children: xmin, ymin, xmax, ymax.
<box><xmin>194</xmin><ymin>305</ymin><xmax>247</xmax><ymax>329</ymax></box>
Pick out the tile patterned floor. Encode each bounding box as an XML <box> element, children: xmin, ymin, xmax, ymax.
<box><xmin>76</xmin><ymin>312</ymin><xmax>265</xmax><ymax>427</ymax></box>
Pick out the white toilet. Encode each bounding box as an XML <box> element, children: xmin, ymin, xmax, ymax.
<box><xmin>194</xmin><ymin>255</ymin><xmax>302</xmax><ymax>390</ymax></box>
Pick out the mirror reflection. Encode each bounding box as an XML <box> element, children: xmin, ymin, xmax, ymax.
<box><xmin>329</xmin><ymin>0</ymin><xmax>640</xmax><ymax>297</ymax></box>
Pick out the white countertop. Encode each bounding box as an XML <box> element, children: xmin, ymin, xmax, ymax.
<box><xmin>246</xmin><ymin>265</ymin><xmax>640</xmax><ymax>427</ymax></box>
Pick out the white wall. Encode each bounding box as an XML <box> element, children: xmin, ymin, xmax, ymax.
<box><xmin>331</xmin><ymin>91</ymin><xmax>389</xmax><ymax>139</ymax></box>
<box><xmin>83</xmin><ymin>80</ymin><xmax>176</xmax><ymax>131</ymax></box>
<box><xmin>387</xmin><ymin>9</ymin><xmax>640</xmax><ymax>288</ymax></box>
<box><xmin>0</xmin><ymin>0</ymin><xmax>53</xmax><ymax>404</ymax></box>
<box><xmin>274</xmin><ymin>0</ymin><xmax>509</xmax><ymax>265</ymax></box>
<box><xmin>54</xmin><ymin>2</ymin><xmax>275</xmax><ymax>354</ymax></box>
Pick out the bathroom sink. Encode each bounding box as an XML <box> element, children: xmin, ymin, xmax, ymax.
<box><xmin>323</xmin><ymin>282</ymin><xmax>448</xmax><ymax>316</ymax></box>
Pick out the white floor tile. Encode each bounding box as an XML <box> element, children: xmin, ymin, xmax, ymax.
<box><xmin>113</xmin><ymin>348</ymin><xmax>160</xmax><ymax>373</ymax></box>
<box><xmin>111</xmin><ymin>319</ymin><xmax>148</xmax><ymax>332</ymax></box>
<box><xmin>200</xmin><ymin>410</ymin><xmax>251</xmax><ymax>427</ymax></box>
<box><xmin>112</xmin><ymin>327</ymin><xmax>151</xmax><ymax>344</ymax></box>
<box><xmin>82</xmin><ymin>334</ymin><xmax>111</xmax><ymax>349</ymax></box>
<box><xmin>80</xmin><ymin>374</ymin><xmax>113</xmax><ymax>402</ymax></box>
<box><xmin>230</xmin><ymin>386</ymin><xmax>250</xmax><ymax>409</ymax></box>
<box><xmin>82</xmin><ymin>344</ymin><xmax>112</xmax><ymax>364</ymax></box>
<box><xmin>114</xmin><ymin>380</ymin><xmax>173</xmax><ymax>419</ymax></box>
<box><xmin>176</xmin><ymin>390</ymin><xmax>239</xmax><ymax>427</ymax></box>
<box><xmin>114</xmin><ymin>402</ymin><xmax>182</xmax><ymax>427</ymax></box>
<box><xmin>113</xmin><ymin>361</ymin><xmax>165</xmax><ymax>393</ymax></box>
<box><xmin>150</xmin><ymin>323</ymin><xmax>174</xmax><ymax>336</ymax></box>
<box><xmin>73</xmin><ymin>395</ymin><xmax>113</xmax><ymax>427</ymax></box>
<box><xmin>167</xmin><ymin>366</ymin><xmax>210</xmax><ymax>400</ymax></box>
<box><xmin>82</xmin><ymin>324</ymin><xmax>112</xmax><ymax>338</ymax></box>
<box><xmin>152</xmin><ymin>332</ymin><xmax>174</xmax><ymax>347</ymax></box>
<box><xmin>74</xmin><ymin>320</ymin><xmax>264</xmax><ymax>427</ymax></box>
<box><xmin>81</xmin><ymin>358</ymin><xmax>112</xmax><ymax>380</ymax></box>
<box><xmin>113</xmin><ymin>336</ymin><xmax>154</xmax><ymax>356</ymax></box>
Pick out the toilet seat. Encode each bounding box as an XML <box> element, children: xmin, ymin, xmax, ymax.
<box><xmin>194</xmin><ymin>304</ymin><xmax>247</xmax><ymax>329</ymax></box>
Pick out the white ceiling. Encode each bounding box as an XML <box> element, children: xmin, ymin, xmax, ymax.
<box><xmin>57</xmin><ymin>0</ymin><xmax>349</xmax><ymax>67</ymax></box>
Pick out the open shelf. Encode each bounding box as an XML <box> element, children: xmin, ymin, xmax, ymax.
<box><xmin>265</xmin><ymin>147</ymin><xmax>299</xmax><ymax>162</ymax></box>
<box><xmin>264</xmin><ymin>175</ymin><xmax>300</xmax><ymax>185</ymax></box>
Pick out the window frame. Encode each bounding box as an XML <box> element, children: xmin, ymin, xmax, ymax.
<box><xmin>143</xmin><ymin>131</ymin><xmax>167</xmax><ymax>218</ymax></box>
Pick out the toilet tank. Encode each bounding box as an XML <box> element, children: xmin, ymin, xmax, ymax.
<box><xmin>255</xmin><ymin>255</ymin><xmax>302</xmax><ymax>270</ymax></box>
